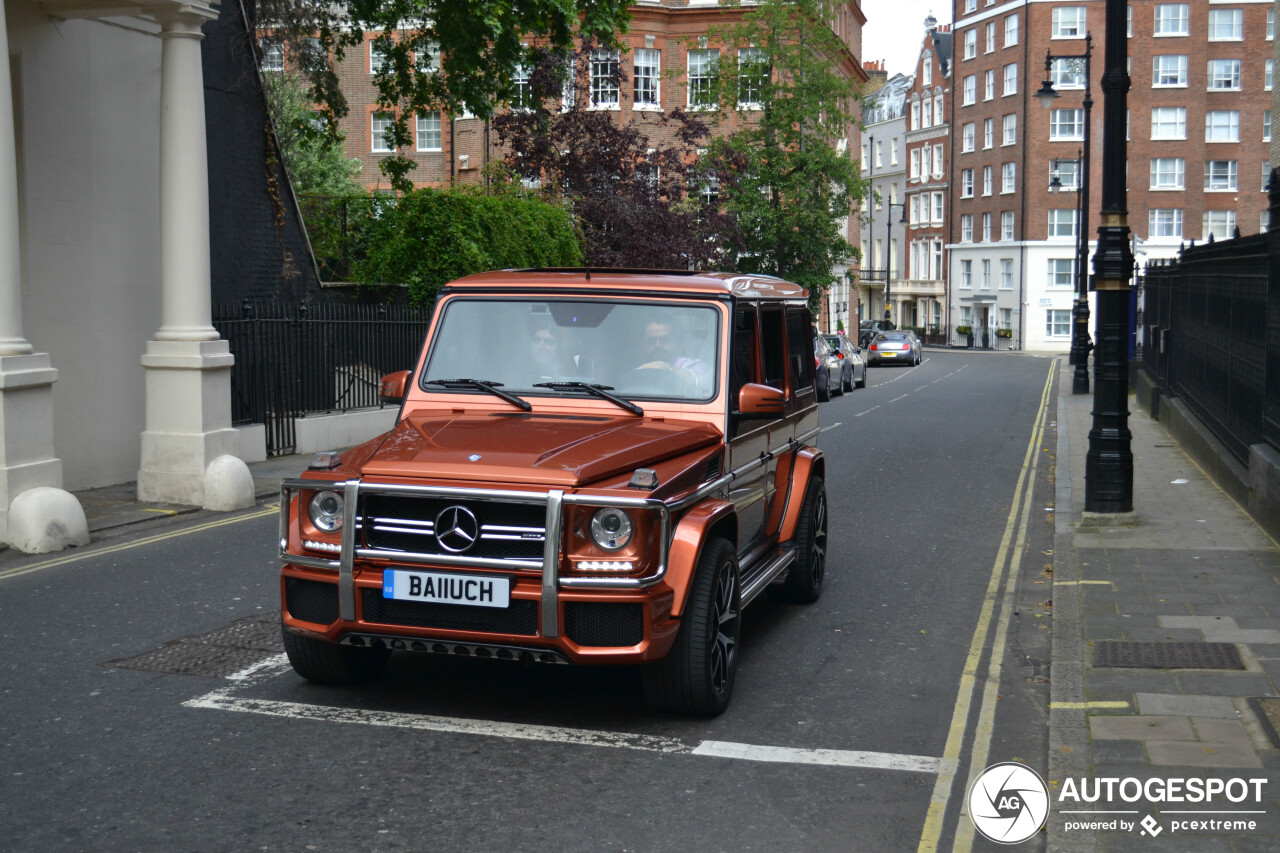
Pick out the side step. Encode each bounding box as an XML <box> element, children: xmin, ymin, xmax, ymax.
<box><xmin>740</xmin><ymin>544</ymin><xmax>797</xmax><ymax>606</ymax></box>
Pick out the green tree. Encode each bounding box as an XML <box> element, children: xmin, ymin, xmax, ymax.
<box><xmin>698</xmin><ymin>0</ymin><xmax>867</xmax><ymax>307</ymax></box>
<box><xmin>262</xmin><ymin>71</ymin><xmax>363</xmax><ymax>196</ymax></box>
<box><xmin>354</xmin><ymin>187</ymin><xmax>583</xmax><ymax>304</ymax></box>
<box><xmin>255</xmin><ymin>0</ymin><xmax>632</xmax><ymax>192</ymax></box>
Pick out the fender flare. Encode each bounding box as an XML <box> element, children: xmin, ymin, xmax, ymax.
<box><xmin>777</xmin><ymin>447</ymin><xmax>824</xmax><ymax>544</ymax></box>
<box><xmin>666</xmin><ymin>499</ymin><xmax>736</xmax><ymax>618</ymax></box>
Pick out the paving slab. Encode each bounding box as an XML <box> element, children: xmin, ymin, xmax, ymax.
<box><xmin>1090</xmin><ymin>715</ymin><xmax>1196</xmax><ymax>741</ymax></box>
<box><xmin>1145</xmin><ymin>741</ymin><xmax>1263</xmax><ymax>768</ymax></box>
<box><xmin>1192</xmin><ymin>718</ymin><xmax>1254</xmax><ymax>745</ymax></box>
<box><xmin>1136</xmin><ymin>693</ymin><xmax>1241</xmax><ymax>719</ymax></box>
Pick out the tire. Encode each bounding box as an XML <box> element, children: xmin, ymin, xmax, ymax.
<box><xmin>842</xmin><ymin>369</ymin><xmax>853</xmax><ymax>393</ymax></box>
<box><xmin>776</xmin><ymin>476</ymin><xmax>827</xmax><ymax>604</ymax></box>
<box><xmin>832</xmin><ymin>372</ymin><xmax>844</xmax><ymax>396</ymax></box>
<box><xmin>642</xmin><ymin>538</ymin><xmax>741</xmax><ymax>716</ymax></box>
<box><xmin>816</xmin><ymin>376</ymin><xmax>830</xmax><ymax>402</ymax></box>
<box><xmin>282</xmin><ymin>624</ymin><xmax>391</xmax><ymax>685</ymax></box>
<box><xmin>855</xmin><ymin>369</ymin><xmax>866</xmax><ymax>389</ymax></box>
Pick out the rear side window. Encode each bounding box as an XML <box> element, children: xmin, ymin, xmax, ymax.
<box><xmin>760</xmin><ymin>307</ymin><xmax>786</xmax><ymax>389</ymax></box>
<box><xmin>785</xmin><ymin>308</ymin><xmax>814</xmax><ymax>395</ymax></box>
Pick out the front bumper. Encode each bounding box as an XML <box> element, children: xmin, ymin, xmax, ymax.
<box><xmin>279</xmin><ymin>478</ymin><xmax>683</xmax><ymax>665</ymax></box>
<box><xmin>281</xmin><ymin>564</ymin><xmax>680</xmax><ymax>664</ymax></box>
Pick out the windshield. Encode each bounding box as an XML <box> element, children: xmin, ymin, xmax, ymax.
<box><xmin>422</xmin><ymin>298</ymin><xmax>721</xmax><ymax>402</ymax></box>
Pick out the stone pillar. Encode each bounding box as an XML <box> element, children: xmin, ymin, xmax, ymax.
<box><xmin>137</xmin><ymin>9</ymin><xmax>252</xmax><ymax>510</ymax></box>
<box><xmin>0</xmin><ymin>3</ymin><xmax>88</xmax><ymax>552</ymax></box>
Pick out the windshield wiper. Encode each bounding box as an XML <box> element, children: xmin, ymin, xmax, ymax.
<box><xmin>425</xmin><ymin>378</ymin><xmax>531</xmax><ymax>411</ymax></box>
<box><xmin>533</xmin><ymin>382</ymin><xmax>644</xmax><ymax>417</ymax></box>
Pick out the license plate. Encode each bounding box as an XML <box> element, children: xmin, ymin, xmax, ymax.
<box><xmin>882</xmin><ymin>351</ymin><xmax>898</xmax><ymax>357</ymax></box>
<box><xmin>383</xmin><ymin>569</ymin><xmax>510</xmax><ymax>608</ymax></box>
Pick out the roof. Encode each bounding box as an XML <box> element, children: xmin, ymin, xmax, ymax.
<box><xmin>932</xmin><ymin>30</ymin><xmax>953</xmax><ymax>77</ymax></box>
<box><xmin>444</xmin><ymin>269</ymin><xmax>809</xmax><ymax>301</ymax></box>
<box><xmin>864</xmin><ymin>73</ymin><xmax>912</xmax><ymax>125</ymax></box>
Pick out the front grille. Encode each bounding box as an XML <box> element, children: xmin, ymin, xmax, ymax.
<box><xmin>359</xmin><ymin>495</ymin><xmax>546</xmax><ymax>562</ymax></box>
<box><xmin>361</xmin><ymin>589</ymin><xmax>539</xmax><ymax>636</ymax></box>
<box><xmin>285</xmin><ymin>577</ymin><xmax>339</xmax><ymax>625</ymax></box>
<box><xmin>564</xmin><ymin>602</ymin><xmax>645</xmax><ymax>647</ymax></box>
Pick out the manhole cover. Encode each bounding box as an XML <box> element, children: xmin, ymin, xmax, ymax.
<box><xmin>1094</xmin><ymin>640</ymin><xmax>1244</xmax><ymax>669</ymax></box>
<box><xmin>106</xmin><ymin>612</ymin><xmax>282</xmax><ymax>678</ymax></box>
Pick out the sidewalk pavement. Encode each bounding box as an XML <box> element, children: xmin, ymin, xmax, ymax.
<box><xmin>68</xmin><ymin>453</ymin><xmax>310</xmax><ymax>536</ymax></box>
<box><xmin>1050</xmin><ymin>356</ymin><xmax>1280</xmax><ymax>852</ymax></box>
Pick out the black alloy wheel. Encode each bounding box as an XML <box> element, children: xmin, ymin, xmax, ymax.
<box><xmin>776</xmin><ymin>476</ymin><xmax>827</xmax><ymax>603</ymax></box>
<box><xmin>643</xmin><ymin>538</ymin><xmax>741</xmax><ymax>716</ymax></box>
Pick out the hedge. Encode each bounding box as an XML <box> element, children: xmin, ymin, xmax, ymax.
<box><xmin>354</xmin><ymin>188</ymin><xmax>583</xmax><ymax>305</ymax></box>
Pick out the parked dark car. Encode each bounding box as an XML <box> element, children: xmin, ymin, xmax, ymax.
<box><xmin>866</xmin><ymin>330</ymin><xmax>923</xmax><ymax>366</ymax></box>
<box><xmin>814</xmin><ymin>334</ymin><xmax>839</xmax><ymax>401</ymax></box>
<box><xmin>822</xmin><ymin>334</ymin><xmax>866</xmax><ymax>391</ymax></box>
<box><xmin>858</xmin><ymin>319</ymin><xmax>895</xmax><ymax>349</ymax></box>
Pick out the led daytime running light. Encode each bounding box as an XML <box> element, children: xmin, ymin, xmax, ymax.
<box><xmin>576</xmin><ymin>560</ymin><xmax>635</xmax><ymax>572</ymax></box>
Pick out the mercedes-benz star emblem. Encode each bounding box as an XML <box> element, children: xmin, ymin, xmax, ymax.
<box><xmin>434</xmin><ymin>505</ymin><xmax>479</xmax><ymax>553</ymax></box>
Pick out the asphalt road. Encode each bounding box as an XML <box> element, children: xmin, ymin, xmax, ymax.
<box><xmin>0</xmin><ymin>349</ymin><xmax>1060</xmax><ymax>853</ymax></box>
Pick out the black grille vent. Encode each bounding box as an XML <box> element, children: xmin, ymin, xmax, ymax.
<box><xmin>285</xmin><ymin>577</ymin><xmax>340</xmax><ymax>625</ymax></box>
<box><xmin>705</xmin><ymin>455</ymin><xmax>722</xmax><ymax>480</ymax></box>
<box><xmin>359</xmin><ymin>495</ymin><xmax>545</xmax><ymax>562</ymax></box>
<box><xmin>564</xmin><ymin>602</ymin><xmax>645</xmax><ymax>647</ymax></box>
<box><xmin>361</xmin><ymin>589</ymin><xmax>538</xmax><ymax>636</ymax></box>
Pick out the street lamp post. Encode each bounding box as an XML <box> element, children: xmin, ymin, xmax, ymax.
<box><xmin>884</xmin><ymin>202</ymin><xmax>908</xmax><ymax>325</ymax></box>
<box><xmin>1036</xmin><ymin>34</ymin><xmax>1093</xmax><ymax>395</ymax></box>
<box><xmin>1084</xmin><ymin>0</ymin><xmax>1135</xmax><ymax>512</ymax></box>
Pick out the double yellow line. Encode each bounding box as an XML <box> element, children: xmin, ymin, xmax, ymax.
<box><xmin>916</xmin><ymin>359</ymin><xmax>1056</xmax><ymax>853</ymax></box>
<box><xmin>0</xmin><ymin>504</ymin><xmax>278</xmax><ymax>582</ymax></box>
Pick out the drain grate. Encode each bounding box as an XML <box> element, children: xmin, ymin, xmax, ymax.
<box><xmin>1094</xmin><ymin>640</ymin><xmax>1244</xmax><ymax>670</ymax></box>
<box><xmin>105</xmin><ymin>612</ymin><xmax>282</xmax><ymax>678</ymax></box>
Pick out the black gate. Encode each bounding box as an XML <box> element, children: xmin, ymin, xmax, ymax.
<box><xmin>213</xmin><ymin>300</ymin><xmax>432</xmax><ymax>456</ymax></box>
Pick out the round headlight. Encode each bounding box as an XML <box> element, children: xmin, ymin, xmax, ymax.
<box><xmin>308</xmin><ymin>490</ymin><xmax>345</xmax><ymax>532</ymax></box>
<box><xmin>590</xmin><ymin>508</ymin><xmax>633</xmax><ymax>551</ymax></box>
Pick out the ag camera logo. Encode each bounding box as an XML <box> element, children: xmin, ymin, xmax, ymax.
<box><xmin>968</xmin><ymin>762</ymin><xmax>1050</xmax><ymax>844</ymax></box>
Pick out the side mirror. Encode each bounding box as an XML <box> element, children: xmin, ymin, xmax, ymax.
<box><xmin>379</xmin><ymin>370</ymin><xmax>410</xmax><ymax>402</ymax></box>
<box><xmin>738</xmin><ymin>382</ymin><xmax>786</xmax><ymax>416</ymax></box>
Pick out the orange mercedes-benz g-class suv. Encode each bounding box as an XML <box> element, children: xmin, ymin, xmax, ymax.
<box><xmin>278</xmin><ymin>269</ymin><xmax>828</xmax><ymax>715</ymax></box>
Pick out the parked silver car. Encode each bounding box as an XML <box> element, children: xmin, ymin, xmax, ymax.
<box><xmin>822</xmin><ymin>334</ymin><xmax>866</xmax><ymax>391</ymax></box>
<box><xmin>866</xmin><ymin>330</ymin><xmax>922</xmax><ymax>366</ymax></box>
<box><xmin>813</xmin><ymin>334</ymin><xmax>840</xmax><ymax>401</ymax></box>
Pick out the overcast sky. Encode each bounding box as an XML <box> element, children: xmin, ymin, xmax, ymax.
<box><xmin>860</xmin><ymin>1</ymin><xmax>954</xmax><ymax>78</ymax></box>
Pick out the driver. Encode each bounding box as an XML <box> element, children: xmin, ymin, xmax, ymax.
<box><xmin>635</xmin><ymin>319</ymin><xmax>712</xmax><ymax>393</ymax></box>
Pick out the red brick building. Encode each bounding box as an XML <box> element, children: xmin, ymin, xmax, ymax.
<box><xmin>264</xmin><ymin>2</ymin><xmax>870</xmax><ymax>321</ymax></box>
<box><xmin>948</xmin><ymin>0</ymin><xmax>1274</xmax><ymax>351</ymax></box>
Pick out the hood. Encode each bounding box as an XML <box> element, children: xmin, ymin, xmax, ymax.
<box><xmin>359</xmin><ymin>412</ymin><xmax>722</xmax><ymax>487</ymax></box>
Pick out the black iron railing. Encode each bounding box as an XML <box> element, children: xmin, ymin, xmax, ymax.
<box><xmin>1141</xmin><ymin>230</ymin><xmax>1271</xmax><ymax>465</ymax></box>
<box><xmin>213</xmin><ymin>300</ymin><xmax>432</xmax><ymax>456</ymax></box>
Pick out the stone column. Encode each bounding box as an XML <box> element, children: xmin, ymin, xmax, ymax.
<box><xmin>0</xmin><ymin>2</ymin><xmax>88</xmax><ymax>552</ymax></box>
<box><xmin>137</xmin><ymin>8</ymin><xmax>252</xmax><ymax>510</ymax></box>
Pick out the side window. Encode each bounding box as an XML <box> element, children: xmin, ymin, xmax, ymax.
<box><xmin>759</xmin><ymin>307</ymin><xmax>787</xmax><ymax>390</ymax></box>
<box><xmin>730</xmin><ymin>305</ymin><xmax>758</xmax><ymax>405</ymax></box>
<box><xmin>785</xmin><ymin>308</ymin><xmax>815</xmax><ymax>398</ymax></box>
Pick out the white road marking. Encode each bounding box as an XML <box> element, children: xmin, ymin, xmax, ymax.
<box><xmin>855</xmin><ymin>406</ymin><xmax>881</xmax><ymax>417</ymax></box>
<box><xmin>188</xmin><ymin>657</ymin><xmax>944</xmax><ymax>774</ymax></box>
<box><xmin>693</xmin><ymin>741</ymin><xmax>945</xmax><ymax>774</ymax></box>
<box><xmin>890</xmin><ymin>395</ymin><xmax>909</xmax><ymax>403</ymax></box>
<box><xmin>915</xmin><ymin>386</ymin><xmax>929</xmax><ymax>392</ymax></box>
